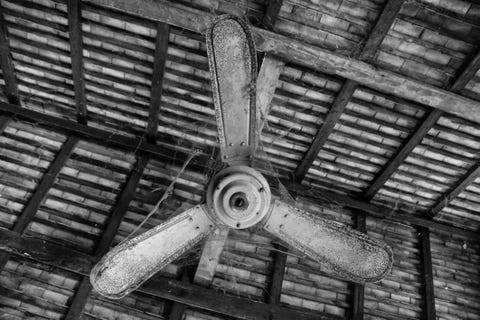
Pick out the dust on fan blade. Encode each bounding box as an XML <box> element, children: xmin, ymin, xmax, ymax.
<box><xmin>90</xmin><ymin>205</ymin><xmax>216</xmax><ymax>299</ymax></box>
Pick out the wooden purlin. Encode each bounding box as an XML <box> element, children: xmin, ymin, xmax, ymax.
<box><xmin>64</xmin><ymin>155</ymin><xmax>149</xmax><ymax>319</ymax></box>
<box><xmin>146</xmin><ymin>22</ymin><xmax>170</xmax><ymax>142</ymax></box>
<box><xmin>352</xmin><ymin>212</ymin><xmax>366</xmax><ymax>320</ymax></box>
<box><xmin>294</xmin><ymin>0</ymin><xmax>404</xmax><ymax>182</ymax></box>
<box><xmin>419</xmin><ymin>227</ymin><xmax>436</xmax><ymax>320</ymax></box>
<box><xmin>0</xmin><ymin>4</ymin><xmax>19</xmax><ymax>105</ymax></box>
<box><xmin>67</xmin><ymin>0</ymin><xmax>88</xmax><ymax>124</ymax></box>
<box><xmin>366</xmin><ymin>48</ymin><xmax>480</xmax><ymax>206</ymax></box>
<box><xmin>0</xmin><ymin>228</ymin><xmax>343</xmax><ymax>320</ymax></box>
<box><xmin>267</xmin><ymin>243</ymin><xmax>288</xmax><ymax>305</ymax></box>
<box><xmin>0</xmin><ymin>136</ymin><xmax>78</xmax><ymax>273</ymax></box>
<box><xmin>85</xmin><ymin>0</ymin><xmax>480</xmax><ymax>124</ymax></box>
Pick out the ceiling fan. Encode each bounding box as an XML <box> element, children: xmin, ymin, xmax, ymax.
<box><xmin>90</xmin><ymin>15</ymin><xmax>394</xmax><ymax>299</ymax></box>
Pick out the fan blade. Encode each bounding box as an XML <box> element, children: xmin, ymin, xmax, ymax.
<box><xmin>263</xmin><ymin>200</ymin><xmax>393</xmax><ymax>283</ymax></box>
<box><xmin>90</xmin><ymin>205</ymin><xmax>216</xmax><ymax>299</ymax></box>
<box><xmin>207</xmin><ymin>15</ymin><xmax>257</xmax><ymax>165</ymax></box>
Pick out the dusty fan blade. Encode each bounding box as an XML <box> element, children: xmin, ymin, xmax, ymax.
<box><xmin>263</xmin><ymin>200</ymin><xmax>393</xmax><ymax>283</ymax></box>
<box><xmin>90</xmin><ymin>205</ymin><xmax>216</xmax><ymax>299</ymax></box>
<box><xmin>207</xmin><ymin>15</ymin><xmax>257</xmax><ymax>166</ymax></box>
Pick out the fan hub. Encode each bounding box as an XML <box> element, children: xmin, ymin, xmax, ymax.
<box><xmin>206</xmin><ymin>166</ymin><xmax>271</xmax><ymax>229</ymax></box>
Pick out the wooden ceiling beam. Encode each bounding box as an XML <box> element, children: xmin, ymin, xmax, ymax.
<box><xmin>294</xmin><ymin>80</ymin><xmax>357</xmax><ymax>181</ymax></box>
<box><xmin>67</xmin><ymin>0</ymin><xmax>88</xmax><ymax>124</ymax></box>
<box><xmin>0</xmin><ymin>5</ymin><xmax>19</xmax><ymax>105</ymax></box>
<box><xmin>352</xmin><ymin>212</ymin><xmax>366</xmax><ymax>320</ymax></box>
<box><xmin>359</xmin><ymin>0</ymin><xmax>405</xmax><ymax>62</ymax></box>
<box><xmin>0</xmin><ymin>136</ymin><xmax>78</xmax><ymax>272</ymax></box>
<box><xmin>429</xmin><ymin>164</ymin><xmax>480</xmax><ymax>217</ymax></box>
<box><xmin>0</xmin><ymin>100</ymin><xmax>477</xmax><ymax>240</ymax></box>
<box><xmin>146</xmin><ymin>23</ymin><xmax>169</xmax><ymax>142</ymax></box>
<box><xmin>267</xmin><ymin>243</ymin><xmax>288</xmax><ymax>305</ymax></box>
<box><xmin>419</xmin><ymin>227</ymin><xmax>436</xmax><ymax>320</ymax></box>
<box><xmin>295</xmin><ymin>0</ymin><xmax>402</xmax><ymax>182</ymax></box>
<box><xmin>85</xmin><ymin>0</ymin><xmax>480</xmax><ymax>125</ymax></box>
<box><xmin>0</xmin><ymin>100</ymin><xmax>208</xmax><ymax>169</ymax></box>
<box><xmin>0</xmin><ymin>228</ymin><xmax>342</xmax><ymax>320</ymax></box>
<box><xmin>365</xmin><ymin>49</ymin><xmax>480</xmax><ymax>201</ymax></box>
<box><xmin>450</xmin><ymin>50</ymin><xmax>480</xmax><ymax>92</ymax></box>
<box><xmin>364</xmin><ymin>109</ymin><xmax>442</xmax><ymax>200</ymax></box>
<box><xmin>64</xmin><ymin>155</ymin><xmax>149</xmax><ymax>320</ymax></box>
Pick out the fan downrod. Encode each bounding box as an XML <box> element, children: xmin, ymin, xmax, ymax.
<box><xmin>206</xmin><ymin>166</ymin><xmax>271</xmax><ymax>229</ymax></box>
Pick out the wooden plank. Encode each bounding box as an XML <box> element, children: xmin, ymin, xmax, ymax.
<box><xmin>13</xmin><ymin>136</ymin><xmax>78</xmax><ymax>233</ymax></box>
<box><xmin>67</xmin><ymin>0</ymin><xmax>87</xmax><ymax>124</ymax></box>
<box><xmin>364</xmin><ymin>109</ymin><xmax>443</xmax><ymax>200</ymax></box>
<box><xmin>65</xmin><ymin>277</ymin><xmax>92</xmax><ymax>320</ymax></box>
<box><xmin>352</xmin><ymin>212</ymin><xmax>366</xmax><ymax>320</ymax></box>
<box><xmin>0</xmin><ymin>228</ymin><xmax>342</xmax><ymax>320</ymax></box>
<box><xmin>294</xmin><ymin>80</ymin><xmax>357</xmax><ymax>181</ymax></box>
<box><xmin>261</xmin><ymin>0</ymin><xmax>283</xmax><ymax>31</ymax></box>
<box><xmin>268</xmin><ymin>243</ymin><xmax>287</xmax><ymax>305</ymax></box>
<box><xmin>85</xmin><ymin>0</ymin><xmax>480</xmax><ymax>125</ymax></box>
<box><xmin>0</xmin><ymin>229</ymin><xmax>95</xmax><ymax>275</ymax></box>
<box><xmin>194</xmin><ymin>228</ymin><xmax>229</xmax><ymax>286</ymax></box>
<box><xmin>359</xmin><ymin>0</ymin><xmax>405</xmax><ymax>62</ymax></box>
<box><xmin>256</xmin><ymin>55</ymin><xmax>285</xmax><ymax>135</ymax></box>
<box><xmin>167</xmin><ymin>273</ymin><xmax>190</xmax><ymax>320</ymax></box>
<box><xmin>64</xmin><ymin>155</ymin><xmax>149</xmax><ymax>319</ymax></box>
<box><xmin>419</xmin><ymin>227</ymin><xmax>436</xmax><ymax>320</ymax></box>
<box><xmin>0</xmin><ymin>5</ymin><xmax>19</xmax><ymax>105</ymax></box>
<box><xmin>146</xmin><ymin>22</ymin><xmax>169</xmax><ymax>142</ymax></box>
<box><xmin>429</xmin><ymin>163</ymin><xmax>480</xmax><ymax>217</ymax></box>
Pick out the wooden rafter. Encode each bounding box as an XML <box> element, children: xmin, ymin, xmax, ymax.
<box><xmin>429</xmin><ymin>164</ymin><xmax>480</xmax><ymax>217</ymax></box>
<box><xmin>359</xmin><ymin>0</ymin><xmax>405</xmax><ymax>62</ymax></box>
<box><xmin>268</xmin><ymin>243</ymin><xmax>287</xmax><ymax>305</ymax></box>
<box><xmin>419</xmin><ymin>227</ymin><xmax>436</xmax><ymax>320</ymax></box>
<box><xmin>364</xmin><ymin>109</ymin><xmax>443</xmax><ymax>200</ymax></box>
<box><xmin>0</xmin><ymin>4</ymin><xmax>19</xmax><ymax>105</ymax></box>
<box><xmin>261</xmin><ymin>0</ymin><xmax>283</xmax><ymax>31</ymax></box>
<box><xmin>64</xmin><ymin>155</ymin><xmax>149</xmax><ymax>319</ymax></box>
<box><xmin>294</xmin><ymin>0</ymin><xmax>403</xmax><ymax>182</ymax></box>
<box><xmin>450</xmin><ymin>50</ymin><xmax>480</xmax><ymax>92</ymax></box>
<box><xmin>352</xmin><ymin>212</ymin><xmax>366</xmax><ymax>320</ymax></box>
<box><xmin>0</xmin><ymin>100</ymin><xmax>477</xmax><ymax>240</ymax></box>
<box><xmin>0</xmin><ymin>228</ymin><xmax>342</xmax><ymax>320</ymax></box>
<box><xmin>365</xmin><ymin>48</ymin><xmax>480</xmax><ymax>202</ymax></box>
<box><xmin>145</xmin><ymin>22</ymin><xmax>169</xmax><ymax>142</ymax></box>
<box><xmin>0</xmin><ymin>136</ymin><xmax>78</xmax><ymax>271</ymax></box>
<box><xmin>294</xmin><ymin>80</ymin><xmax>357</xmax><ymax>181</ymax></box>
<box><xmin>85</xmin><ymin>0</ymin><xmax>480</xmax><ymax>125</ymax></box>
<box><xmin>67</xmin><ymin>0</ymin><xmax>88</xmax><ymax>124</ymax></box>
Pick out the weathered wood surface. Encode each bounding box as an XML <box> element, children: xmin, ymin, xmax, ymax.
<box><xmin>88</xmin><ymin>0</ymin><xmax>480</xmax><ymax>125</ymax></box>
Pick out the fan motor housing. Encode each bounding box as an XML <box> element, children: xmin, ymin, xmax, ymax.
<box><xmin>206</xmin><ymin>166</ymin><xmax>271</xmax><ymax>229</ymax></box>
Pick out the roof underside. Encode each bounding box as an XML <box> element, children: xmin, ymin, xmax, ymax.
<box><xmin>0</xmin><ymin>0</ymin><xmax>479</xmax><ymax>319</ymax></box>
